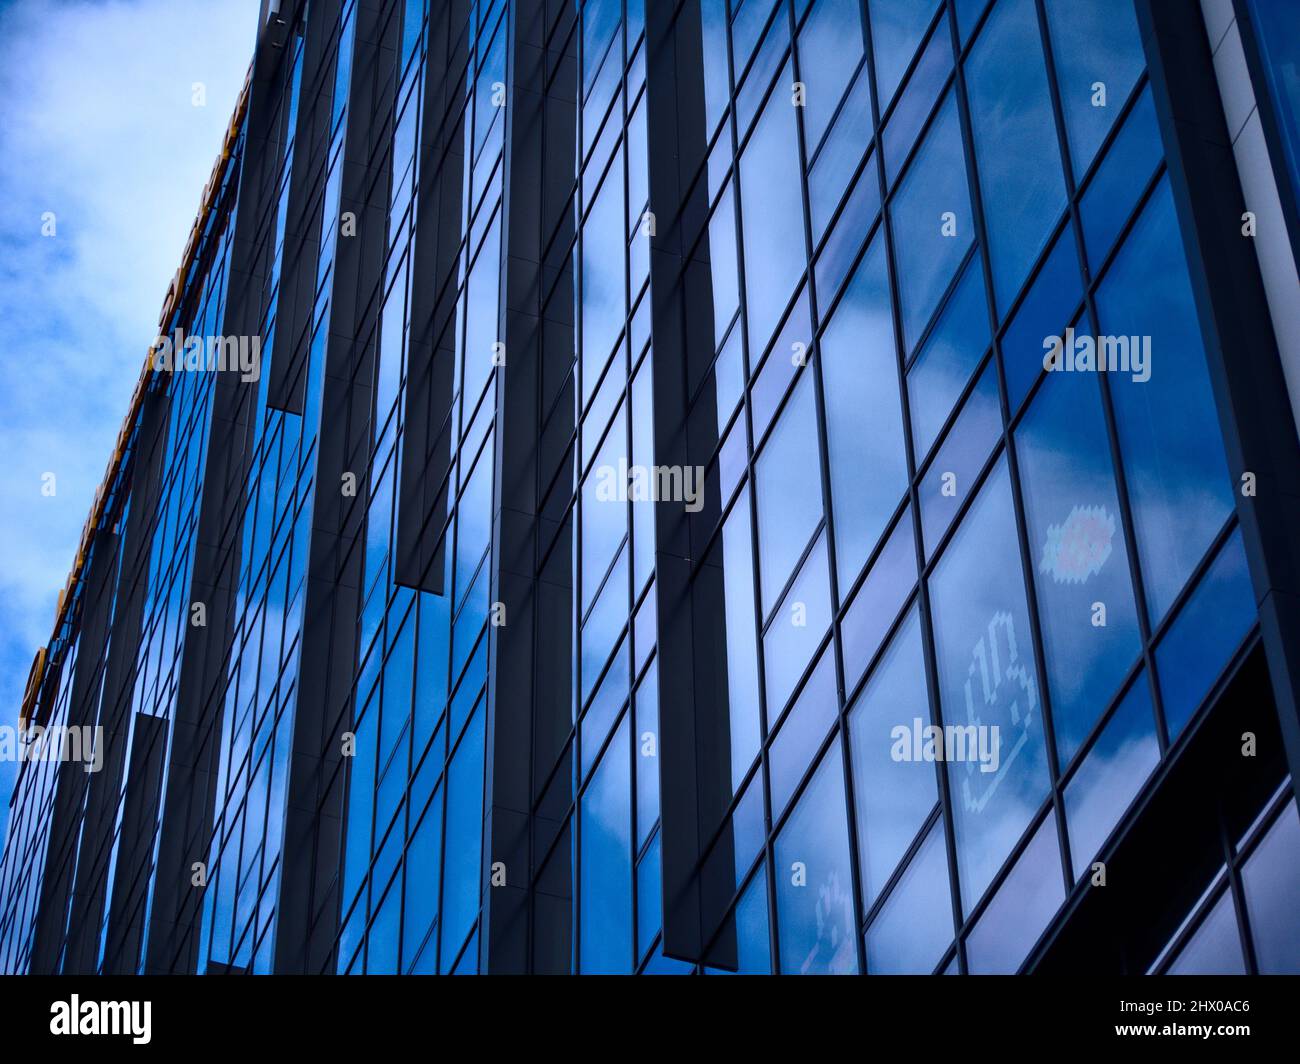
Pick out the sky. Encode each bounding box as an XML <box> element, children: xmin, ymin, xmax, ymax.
<box><xmin>0</xmin><ymin>0</ymin><xmax>258</xmax><ymax>840</ymax></box>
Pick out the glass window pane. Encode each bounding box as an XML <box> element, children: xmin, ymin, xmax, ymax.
<box><xmin>966</xmin><ymin>0</ymin><xmax>1067</xmax><ymax>315</ymax></box>
<box><xmin>883</xmin><ymin>21</ymin><xmax>953</xmax><ymax>185</ymax></box>
<box><xmin>919</xmin><ymin>357</ymin><xmax>1001</xmax><ymax>558</ymax></box>
<box><xmin>864</xmin><ymin>818</ymin><xmax>953</xmax><ymax>973</ymax></box>
<box><xmin>841</xmin><ymin>507</ymin><xmax>917</xmax><ymax>689</ymax></box>
<box><xmin>822</xmin><ymin>236</ymin><xmax>908</xmax><ymax>585</ymax></box>
<box><xmin>869</xmin><ymin>0</ymin><xmax>941</xmax><ymax>112</ymax></box>
<box><xmin>929</xmin><ymin>458</ymin><xmax>1050</xmax><ymax>912</ymax></box>
<box><xmin>1156</xmin><ymin>528</ymin><xmax>1256</xmax><ymax>739</ymax></box>
<box><xmin>769</xmin><ymin>645</ymin><xmax>838</xmax><ymax>819</ymax></box>
<box><xmin>849</xmin><ymin>607</ymin><xmax>938</xmax><ymax>905</ymax></box>
<box><xmin>1080</xmin><ymin>85</ymin><xmax>1161</xmax><ymax>269</ymax></box>
<box><xmin>580</xmin><ymin>717</ymin><xmax>632</xmax><ymax>973</ymax></box>
<box><xmin>1001</xmin><ymin>223</ymin><xmax>1081</xmax><ymax>412</ymax></box>
<box><xmin>1096</xmin><ymin>177</ymin><xmax>1235</xmax><ymax>622</ymax></box>
<box><xmin>798</xmin><ymin>0</ymin><xmax>864</xmax><ymax>153</ymax></box>
<box><xmin>965</xmin><ymin>813</ymin><xmax>1064</xmax><ymax>973</ymax></box>
<box><xmin>774</xmin><ymin>742</ymin><xmax>858</xmax><ymax>973</ymax></box>
<box><xmin>907</xmin><ymin>253</ymin><xmax>990</xmax><ymax>462</ymax></box>
<box><xmin>1064</xmin><ymin>674</ymin><xmax>1159</xmax><ymax>879</ymax></box>
<box><xmin>721</xmin><ymin>494</ymin><xmax>762</xmax><ymax>787</ymax></box>
<box><xmin>890</xmin><ymin>92</ymin><xmax>975</xmax><ymax>351</ymax></box>
<box><xmin>1167</xmin><ymin>890</ymin><xmax>1247</xmax><ymax>975</ymax></box>
<box><xmin>1043</xmin><ymin>0</ymin><xmax>1144</xmax><ymax>176</ymax></box>
<box><xmin>741</xmin><ymin>62</ymin><xmax>806</xmax><ymax>357</ymax></box>
<box><xmin>1241</xmin><ymin>800</ymin><xmax>1300</xmax><ymax>974</ymax></box>
<box><xmin>756</xmin><ymin>374</ymin><xmax>823</xmax><ymax>615</ymax></box>
<box><xmin>1015</xmin><ymin>365</ymin><xmax>1142</xmax><ymax>764</ymax></box>
<box><xmin>765</xmin><ymin>533</ymin><xmax>833</xmax><ymax>724</ymax></box>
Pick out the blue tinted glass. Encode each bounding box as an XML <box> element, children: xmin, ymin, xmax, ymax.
<box><xmin>1241</xmin><ymin>800</ymin><xmax>1300</xmax><ymax>974</ymax></box>
<box><xmin>741</xmin><ymin>61</ymin><xmax>806</xmax><ymax>357</ymax></box>
<box><xmin>1167</xmin><ymin>889</ymin><xmax>1246</xmax><ymax>974</ymax></box>
<box><xmin>813</xmin><ymin>147</ymin><xmax>882</xmax><ymax>302</ymax></box>
<box><xmin>1247</xmin><ymin>0</ymin><xmax>1300</xmax><ymax>208</ymax></box>
<box><xmin>750</xmin><ymin>288</ymin><xmax>811</xmax><ymax>440</ymax></box>
<box><xmin>907</xmin><ymin>253</ymin><xmax>990</xmax><ymax>461</ymax></box>
<box><xmin>403</xmin><ymin>790</ymin><xmax>444</xmax><ymax>971</ymax></box>
<box><xmin>822</xmin><ymin>236</ymin><xmax>908</xmax><ymax>585</ymax></box>
<box><xmin>710</xmin><ymin>187</ymin><xmax>741</xmax><ymax>349</ymax></box>
<box><xmin>756</xmin><ymin>375</ymin><xmax>823</xmax><ymax>615</ymax></box>
<box><xmin>1043</xmin><ymin>0</ymin><xmax>1144</xmax><ymax>176</ymax></box>
<box><xmin>929</xmin><ymin>459</ymin><xmax>1050</xmax><ymax>912</ymax></box>
<box><xmin>1015</xmin><ymin>367</ymin><xmax>1142</xmax><ymax>764</ymax></box>
<box><xmin>798</xmin><ymin>0</ymin><xmax>864</xmax><ymax>152</ymax></box>
<box><xmin>1001</xmin><ymin>223</ymin><xmax>1082</xmax><ymax>412</ymax></box>
<box><xmin>849</xmin><ymin>607</ymin><xmax>938</xmax><ymax>905</ymax></box>
<box><xmin>1157</xmin><ymin>529</ymin><xmax>1256</xmax><ymax>738</ymax></box>
<box><xmin>883</xmin><ymin>22</ymin><xmax>953</xmax><ymax>185</ymax></box>
<box><xmin>864</xmin><ymin>818</ymin><xmax>952</xmax><ymax>973</ymax></box>
<box><xmin>891</xmin><ymin>93</ymin><xmax>975</xmax><ymax>351</ymax></box>
<box><xmin>733</xmin><ymin>868</ymin><xmax>773</xmax><ymax>973</ymax></box>
<box><xmin>440</xmin><ymin>703</ymin><xmax>485</xmax><ymax>971</ymax></box>
<box><xmin>966</xmin><ymin>0</ymin><xmax>1067</xmax><ymax>315</ymax></box>
<box><xmin>580</xmin><ymin>717</ymin><xmax>632</xmax><ymax>973</ymax></box>
<box><xmin>774</xmin><ymin>743</ymin><xmax>858</xmax><ymax>973</ymax></box>
<box><xmin>736</xmin><ymin>3</ymin><xmax>790</xmax><ymax>138</ymax></box>
<box><xmin>919</xmin><ymin>358</ymin><xmax>1001</xmax><ymax>557</ymax></box>
<box><xmin>809</xmin><ymin>67</ymin><xmax>873</xmax><ymax>240</ymax></box>
<box><xmin>636</xmin><ymin>832</ymin><xmax>662</xmax><ymax>960</ymax></box>
<box><xmin>582</xmin><ymin>169</ymin><xmax>626</xmax><ymax>403</ymax></box>
<box><xmin>1064</xmin><ymin>674</ymin><xmax>1159</xmax><ymax>879</ymax></box>
<box><xmin>722</xmin><ymin>495</ymin><xmax>762</xmax><ymax>786</ymax></box>
<box><xmin>965</xmin><ymin>814</ymin><xmax>1064</xmax><ymax>973</ymax></box>
<box><xmin>954</xmin><ymin>0</ymin><xmax>989</xmax><ymax>43</ymax></box>
<box><xmin>869</xmin><ymin>0</ymin><xmax>941</xmax><ymax>111</ymax></box>
<box><xmin>701</xmin><ymin>0</ymin><xmax>731</xmax><ymax>136</ymax></box>
<box><xmin>635</xmin><ymin>662</ymin><xmax>660</xmax><ymax>849</ymax></box>
<box><xmin>764</xmin><ymin>533</ymin><xmax>832</xmax><ymax>719</ymax></box>
<box><xmin>769</xmin><ymin>646</ymin><xmax>838</xmax><ymax>818</ymax></box>
<box><xmin>1096</xmin><ymin>177</ymin><xmax>1235</xmax><ymax>622</ymax></box>
<box><xmin>841</xmin><ymin>508</ymin><xmax>917</xmax><ymax>689</ymax></box>
<box><xmin>1080</xmin><ymin>86</ymin><xmax>1161</xmax><ymax>269</ymax></box>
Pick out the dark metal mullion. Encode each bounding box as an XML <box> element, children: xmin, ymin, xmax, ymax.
<box><xmin>948</xmin><ymin>0</ymin><xmax>1074</xmax><ymax>912</ymax></box>
<box><xmin>1217</xmin><ymin>797</ymin><xmax>1260</xmax><ymax>975</ymax></box>
<box><xmin>867</xmin><ymin>0</ymin><xmax>968</xmax><ymax>974</ymax></box>
<box><xmin>1031</xmin><ymin>0</ymin><xmax>1171</xmax><ymax>759</ymax></box>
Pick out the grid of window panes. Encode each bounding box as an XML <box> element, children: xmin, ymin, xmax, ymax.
<box><xmin>197</xmin><ymin>9</ymin><xmax>337</xmax><ymax>975</ymax></box>
<box><xmin>333</xmin><ymin>0</ymin><xmax>505</xmax><ymax>975</ymax></box>
<box><xmin>685</xmin><ymin>0</ymin><xmax>1260</xmax><ymax>974</ymax></box>
<box><xmin>1149</xmin><ymin>780</ymin><xmax>1300</xmax><ymax>975</ymax></box>
<box><xmin>0</xmin><ymin>126</ymin><xmax>242</xmax><ymax>974</ymax></box>
<box><xmin>578</xmin><ymin>0</ymin><xmax>668</xmax><ymax>974</ymax></box>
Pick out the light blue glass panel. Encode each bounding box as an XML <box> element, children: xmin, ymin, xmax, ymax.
<box><xmin>929</xmin><ymin>459</ymin><xmax>1050</xmax><ymax>912</ymax></box>
<box><xmin>821</xmin><ymin>236</ymin><xmax>908</xmax><ymax>586</ymax></box>
<box><xmin>580</xmin><ymin>717</ymin><xmax>633</xmax><ymax>973</ymax></box>
<box><xmin>1064</xmin><ymin>674</ymin><xmax>1159</xmax><ymax>879</ymax></box>
<box><xmin>864</xmin><ymin>818</ymin><xmax>952</xmax><ymax>973</ymax></box>
<box><xmin>1015</xmin><ymin>366</ymin><xmax>1142</xmax><ymax>764</ymax></box>
<box><xmin>1241</xmin><ymin>800</ymin><xmax>1300</xmax><ymax>974</ymax></box>
<box><xmin>774</xmin><ymin>743</ymin><xmax>858</xmax><ymax>973</ymax></box>
<box><xmin>849</xmin><ymin>607</ymin><xmax>938</xmax><ymax>905</ymax></box>
<box><xmin>1096</xmin><ymin>177</ymin><xmax>1235</xmax><ymax>623</ymax></box>
<box><xmin>965</xmin><ymin>0</ymin><xmax>1066</xmax><ymax>315</ymax></box>
<box><xmin>890</xmin><ymin>92</ymin><xmax>974</xmax><ymax>351</ymax></box>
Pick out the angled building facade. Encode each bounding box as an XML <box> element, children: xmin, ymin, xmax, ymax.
<box><xmin>3</xmin><ymin>0</ymin><xmax>1300</xmax><ymax>975</ymax></box>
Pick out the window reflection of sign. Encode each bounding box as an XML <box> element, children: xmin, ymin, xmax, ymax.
<box><xmin>961</xmin><ymin>611</ymin><xmax>1037</xmax><ymax>815</ymax></box>
<box><xmin>800</xmin><ymin>868</ymin><xmax>855</xmax><ymax>975</ymax></box>
<box><xmin>1039</xmin><ymin>504</ymin><xmax>1115</xmax><ymax>585</ymax></box>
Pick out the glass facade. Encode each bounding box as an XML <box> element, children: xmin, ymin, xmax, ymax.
<box><xmin>2</xmin><ymin>0</ymin><xmax>1299</xmax><ymax>978</ymax></box>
